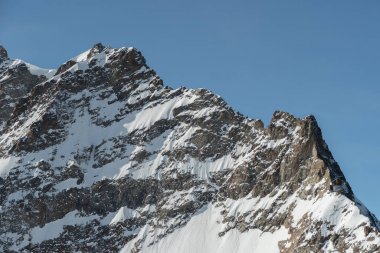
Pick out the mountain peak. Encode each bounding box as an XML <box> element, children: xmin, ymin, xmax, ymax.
<box><xmin>91</xmin><ymin>42</ymin><xmax>105</xmax><ymax>52</ymax></box>
<box><xmin>0</xmin><ymin>45</ymin><xmax>9</xmax><ymax>63</ymax></box>
<box><xmin>0</xmin><ymin>44</ymin><xmax>379</xmax><ymax>253</ymax></box>
<box><xmin>54</xmin><ymin>45</ymin><xmax>146</xmax><ymax>77</ymax></box>
<box><xmin>87</xmin><ymin>43</ymin><xmax>106</xmax><ymax>59</ymax></box>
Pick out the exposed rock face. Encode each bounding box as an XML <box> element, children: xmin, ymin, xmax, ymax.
<box><xmin>0</xmin><ymin>46</ymin><xmax>9</xmax><ymax>63</ymax></box>
<box><xmin>0</xmin><ymin>44</ymin><xmax>379</xmax><ymax>253</ymax></box>
<box><xmin>0</xmin><ymin>47</ymin><xmax>55</xmax><ymax>131</ymax></box>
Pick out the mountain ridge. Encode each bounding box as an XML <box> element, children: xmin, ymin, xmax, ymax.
<box><xmin>0</xmin><ymin>43</ymin><xmax>379</xmax><ymax>253</ymax></box>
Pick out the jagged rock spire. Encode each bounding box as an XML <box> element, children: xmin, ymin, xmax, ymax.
<box><xmin>0</xmin><ymin>45</ymin><xmax>9</xmax><ymax>63</ymax></box>
<box><xmin>91</xmin><ymin>42</ymin><xmax>105</xmax><ymax>53</ymax></box>
<box><xmin>87</xmin><ymin>43</ymin><xmax>106</xmax><ymax>59</ymax></box>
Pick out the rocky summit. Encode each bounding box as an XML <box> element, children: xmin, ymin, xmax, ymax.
<box><xmin>0</xmin><ymin>44</ymin><xmax>379</xmax><ymax>253</ymax></box>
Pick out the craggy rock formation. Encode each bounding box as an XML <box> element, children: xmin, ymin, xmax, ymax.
<box><xmin>0</xmin><ymin>44</ymin><xmax>379</xmax><ymax>253</ymax></box>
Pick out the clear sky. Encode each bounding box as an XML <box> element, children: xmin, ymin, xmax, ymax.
<box><xmin>1</xmin><ymin>0</ymin><xmax>379</xmax><ymax>217</ymax></box>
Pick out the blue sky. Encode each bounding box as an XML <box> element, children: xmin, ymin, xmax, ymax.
<box><xmin>1</xmin><ymin>0</ymin><xmax>379</xmax><ymax>216</ymax></box>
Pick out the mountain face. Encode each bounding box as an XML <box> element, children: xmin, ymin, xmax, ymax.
<box><xmin>0</xmin><ymin>44</ymin><xmax>379</xmax><ymax>253</ymax></box>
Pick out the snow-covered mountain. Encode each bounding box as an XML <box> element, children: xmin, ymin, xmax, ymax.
<box><xmin>0</xmin><ymin>43</ymin><xmax>379</xmax><ymax>253</ymax></box>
